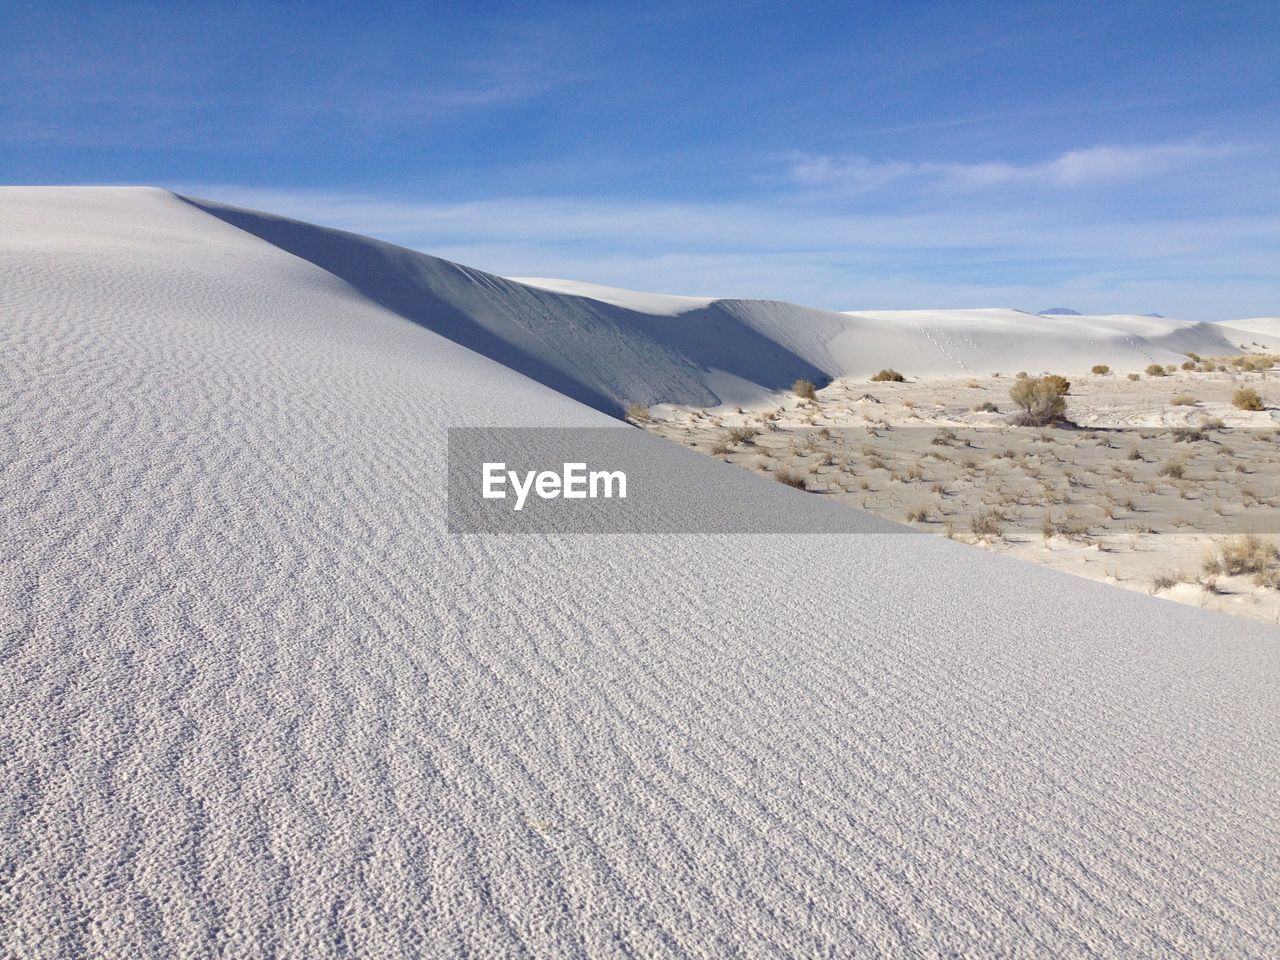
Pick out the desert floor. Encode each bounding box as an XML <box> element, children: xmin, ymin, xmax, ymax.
<box><xmin>645</xmin><ymin>364</ymin><xmax>1280</xmax><ymax>625</ymax></box>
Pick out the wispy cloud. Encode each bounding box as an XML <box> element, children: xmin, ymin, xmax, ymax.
<box><xmin>789</xmin><ymin>141</ymin><xmax>1246</xmax><ymax>192</ymax></box>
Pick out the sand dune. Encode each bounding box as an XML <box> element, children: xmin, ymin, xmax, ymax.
<box><xmin>1219</xmin><ymin>317</ymin><xmax>1280</xmax><ymax>351</ymax></box>
<box><xmin>3</xmin><ymin>187</ymin><xmax>1279</xmax><ymax>957</ymax></box>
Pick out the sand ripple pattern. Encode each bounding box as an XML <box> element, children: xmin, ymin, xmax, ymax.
<box><xmin>1</xmin><ymin>188</ymin><xmax>1278</xmax><ymax>958</ymax></box>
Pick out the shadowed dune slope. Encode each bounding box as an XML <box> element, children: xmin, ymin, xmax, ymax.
<box><xmin>2</xmin><ymin>187</ymin><xmax>1279</xmax><ymax>957</ymax></box>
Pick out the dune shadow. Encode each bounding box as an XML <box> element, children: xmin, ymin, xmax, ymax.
<box><xmin>182</xmin><ymin>195</ymin><xmax>831</xmax><ymax>415</ymax></box>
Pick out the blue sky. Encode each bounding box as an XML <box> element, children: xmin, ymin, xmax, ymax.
<box><xmin>3</xmin><ymin>0</ymin><xmax>1277</xmax><ymax>318</ymax></box>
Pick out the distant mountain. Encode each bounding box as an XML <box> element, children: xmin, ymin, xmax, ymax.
<box><xmin>1039</xmin><ymin>307</ymin><xmax>1081</xmax><ymax>316</ymax></box>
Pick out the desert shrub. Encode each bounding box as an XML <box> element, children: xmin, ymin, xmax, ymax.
<box><xmin>1233</xmin><ymin>387</ymin><xmax>1265</xmax><ymax>411</ymax></box>
<box><xmin>1008</xmin><ymin>374</ymin><xmax>1069</xmax><ymax>426</ymax></box>
<box><xmin>1159</xmin><ymin>461</ymin><xmax>1185</xmax><ymax>479</ymax></box>
<box><xmin>1145</xmin><ymin>364</ymin><xmax>1167</xmax><ymax>377</ymax></box>
<box><xmin>1170</xmin><ymin>394</ymin><xmax>1197</xmax><ymax>406</ymax></box>
<box><xmin>1015</xmin><ymin>371</ymin><xmax>1029</xmax><ymax>379</ymax></box>
<box><xmin>1149</xmin><ymin>572</ymin><xmax>1178</xmax><ymax>594</ymax></box>
<box><xmin>625</xmin><ymin>402</ymin><xmax>651</xmax><ymax>422</ymax></box>
<box><xmin>1091</xmin><ymin>364</ymin><xmax>1110</xmax><ymax>375</ymax></box>
<box><xmin>772</xmin><ymin>465</ymin><xmax>809</xmax><ymax>489</ymax></box>
<box><xmin>931</xmin><ymin>428</ymin><xmax>959</xmax><ymax>446</ymax></box>
<box><xmin>792</xmin><ymin>378</ymin><xmax>817</xmax><ymax>400</ymax></box>
<box><xmin>870</xmin><ymin>369</ymin><xmax>905</xmax><ymax>382</ymax></box>
<box><xmin>1185</xmin><ymin>352</ymin><xmax>1201</xmax><ymax>362</ymax></box>
<box><xmin>904</xmin><ymin>505</ymin><xmax>931</xmax><ymax>523</ymax></box>
<box><xmin>1254</xmin><ymin>569</ymin><xmax>1280</xmax><ymax>590</ymax></box>
<box><xmin>1041</xmin><ymin>374</ymin><xmax>1071</xmax><ymax>395</ymax></box>
<box><xmin>1181</xmin><ymin>360</ymin><xmax>1196</xmax><ymax>370</ymax></box>
<box><xmin>725</xmin><ymin>425</ymin><xmax>759</xmax><ymax>445</ymax></box>
<box><xmin>1202</xmin><ymin>535</ymin><xmax>1276</xmax><ymax>577</ymax></box>
<box><xmin>1201</xmin><ymin>416</ymin><xmax>1226</xmax><ymax>430</ymax></box>
<box><xmin>1171</xmin><ymin>427</ymin><xmax>1207</xmax><ymax>443</ymax></box>
<box><xmin>1165</xmin><ymin>364</ymin><xmax>1177</xmax><ymax>374</ymax></box>
<box><xmin>973</xmin><ymin>400</ymin><xmax>998</xmax><ymax>412</ymax></box>
<box><xmin>970</xmin><ymin>508</ymin><xmax>1005</xmax><ymax>540</ymax></box>
<box><xmin>1127</xmin><ymin>372</ymin><xmax>1141</xmax><ymax>381</ymax></box>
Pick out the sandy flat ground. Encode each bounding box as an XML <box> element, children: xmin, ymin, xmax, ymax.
<box><xmin>645</xmin><ymin>366</ymin><xmax>1280</xmax><ymax>624</ymax></box>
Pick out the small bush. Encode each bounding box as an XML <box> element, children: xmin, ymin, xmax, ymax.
<box><xmin>773</xmin><ymin>465</ymin><xmax>809</xmax><ymax>490</ymax></box>
<box><xmin>970</xmin><ymin>508</ymin><xmax>1005</xmax><ymax>540</ymax></box>
<box><xmin>1170</xmin><ymin>394</ymin><xmax>1197</xmax><ymax>406</ymax></box>
<box><xmin>1203</xmin><ymin>535</ymin><xmax>1276</xmax><ymax>577</ymax></box>
<box><xmin>1233</xmin><ymin>387</ymin><xmax>1265</xmax><ymax>411</ymax></box>
<box><xmin>1171</xmin><ymin>427</ymin><xmax>1206</xmax><ymax>443</ymax></box>
<box><xmin>792</xmin><ymin>378</ymin><xmax>817</xmax><ymax>400</ymax></box>
<box><xmin>1091</xmin><ymin>364</ymin><xmax>1110</xmax><ymax>375</ymax></box>
<box><xmin>1159</xmin><ymin>461</ymin><xmax>1185</xmax><ymax>479</ymax></box>
<box><xmin>1127</xmin><ymin>372</ymin><xmax>1141</xmax><ymax>381</ymax></box>
<box><xmin>931</xmin><ymin>428</ymin><xmax>959</xmax><ymax>446</ymax></box>
<box><xmin>1185</xmin><ymin>352</ymin><xmax>1201</xmax><ymax>362</ymax></box>
<box><xmin>1041</xmin><ymin>374</ymin><xmax>1071</xmax><ymax>395</ymax></box>
<box><xmin>1150</xmin><ymin>572</ymin><xmax>1178</xmax><ymax>594</ymax></box>
<box><xmin>725</xmin><ymin>425</ymin><xmax>759</xmax><ymax>445</ymax></box>
<box><xmin>1181</xmin><ymin>360</ymin><xmax>1196</xmax><ymax>370</ymax></box>
<box><xmin>905</xmin><ymin>505</ymin><xmax>931</xmax><ymax>523</ymax></box>
<box><xmin>973</xmin><ymin>400</ymin><xmax>998</xmax><ymax>412</ymax></box>
<box><xmin>625</xmin><ymin>402</ymin><xmax>651</xmax><ymax>422</ymax></box>
<box><xmin>1145</xmin><ymin>364</ymin><xmax>1167</xmax><ymax>377</ymax></box>
<box><xmin>870</xmin><ymin>368</ymin><xmax>905</xmax><ymax>382</ymax></box>
<box><xmin>1008</xmin><ymin>374</ymin><xmax>1069</xmax><ymax>426</ymax></box>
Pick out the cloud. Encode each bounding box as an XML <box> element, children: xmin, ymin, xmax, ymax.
<box><xmin>789</xmin><ymin>141</ymin><xmax>1245</xmax><ymax>192</ymax></box>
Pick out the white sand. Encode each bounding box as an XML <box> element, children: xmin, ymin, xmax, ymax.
<box><xmin>1220</xmin><ymin>317</ymin><xmax>1280</xmax><ymax>351</ymax></box>
<box><xmin>2</xmin><ymin>187</ymin><xmax>1279</xmax><ymax>957</ymax></box>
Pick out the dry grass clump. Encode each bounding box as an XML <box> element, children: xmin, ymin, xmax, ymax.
<box><xmin>1170</xmin><ymin>427</ymin><xmax>1207</xmax><ymax>443</ymax></box>
<box><xmin>1145</xmin><ymin>364</ymin><xmax>1168</xmax><ymax>377</ymax></box>
<box><xmin>1202</xmin><ymin>535</ymin><xmax>1277</xmax><ymax>577</ymax></box>
<box><xmin>1170</xmin><ymin>395</ymin><xmax>1197</xmax><ymax>406</ymax></box>
<box><xmin>870</xmin><ymin>368</ymin><xmax>906</xmax><ymax>382</ymax></box>
<box><xmin>1150</xmin><ymin>571</ymin><xmax>1180</xmax><ymax>593</ymax></box>
<box><xmin>1091</xmin><ymin>364</ymin><xmax>1110</xmax><ymax>375</ymax></box>
<box><xmin>724</xmin><ymin>425</ymin><xmax>760</xmax><ymax>445</ymax></box>
<box><xmin>1181</xmin><ymin>360</ymin><xmax>1196</xmax><ymax>370</ymax></box>
<box><xmin>972</xmin><ymin>400</ymin><xmax>998</xmax><ymax>412</ymax></box>
<box><xmin>904</xmin><ymin>504</ymin><xmax>931</xmax><ymax>523</ymax></box>
<box><xmin>1009</xmin><ymin>374</ymin><xmax>1069</xmax><ymax>426</ymax></box>
<box><xmin>1159</xmin><ymin>461</ymin><xmax>1186</xmax><ymax>479</ymax></box>
<box><xmin>970</xmin><ymin>507</ymin><xmax>1005</xmax><ymax>540</ymax></box>
<box><xmin>1042</xmin><ymin>512</ymin><xmax>1091</xmax><ymax>542</ymax></box>
<box><xmin>792</xmin><ymin>378</ymin><xmax>817</xmax><ymax>400</ymax></box>
<box><xmin>1232</xmin><ymin>387</ymin><xmax>1264</xmax><ymax>411</ymax></box>
<box><xmin>931</xmin><ymin>428</ymin><xmax>960</xmax><ymax>446</ymax></box>
<box><xmin>772</xmin><ymin>464</ymin><xmax>809</xmax><ymax>490</ymax></box>
<box><xmin>1127</xmin><ymin>372</ymin><xmax>1141</xmax><ymax>381</ymax></box>
<box><xmin>625</xmin><ymin>402</ymin><xmax>651</xmax><ymax>422</ymax></box>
